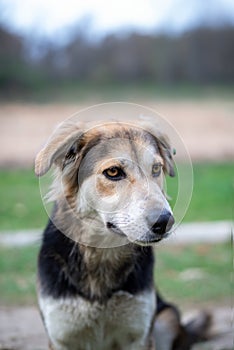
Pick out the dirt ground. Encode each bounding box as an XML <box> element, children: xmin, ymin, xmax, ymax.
<box><xmin>0</xmin><ymin>100</ymin><xmax>233</xmax><ymax>349</ymax></box>
<box><xmin>0</xmin><ymin>305</ymin><xmax>233</xmax><ymax>350</ymax></box>
<box><xmin>0</xmin><ymin>99</ymin><xmax>234</xmax><ymax>167</ymax></box>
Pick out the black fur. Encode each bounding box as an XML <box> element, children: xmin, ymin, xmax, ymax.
<box><xmin>38</xmin><ymin>219</ymin><xmax>154</xmax><ymax>302</ymax></box>
<box><xmin>156</xmin><ymin>293</ymin><xmax>180</xmax><ymax>317</ymax></box>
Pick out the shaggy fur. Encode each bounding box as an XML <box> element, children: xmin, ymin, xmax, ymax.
<box><xmin>36</xmin><ymin>119</ymin><xmax>210</xmax><ymax>350</ymax></box>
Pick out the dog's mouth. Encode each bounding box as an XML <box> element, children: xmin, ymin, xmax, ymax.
<box><xmin>106</xmin><ymin>221</ymin><xmax>171</xmax><ymax>245</ymax></box>
<box><xmin>134</xmin><ymin>231</ymin><xmax>171</xmax><ymax>246</ymax></box>
<box><xmin>106</xmin><ymin>222</ymin><xmax>126</xmax><ymax>237</ymax></box>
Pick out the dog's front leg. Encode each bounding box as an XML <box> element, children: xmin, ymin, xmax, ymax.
<box><xmin>146</xmin><ymin>336</ymin><xmax>156</xmax><ymax>350</ymax></box>
<box><xmin>154</xmin><ymin>306</ymin><xmax>180</xmax><ymax>350</ymax></box>
<box><xmin>49</xmin><ymin>341</ymin><xmax>56</xmax><ymax>350</ymax></box>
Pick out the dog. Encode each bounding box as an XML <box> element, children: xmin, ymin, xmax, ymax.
<box><xmin>35</xmin><ymin>117</ymin><xmax>210</xmax><ymax>350</ymax></box>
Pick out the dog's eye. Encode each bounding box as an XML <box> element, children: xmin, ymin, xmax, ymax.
<box><xmin>103</xmin><ymin>167</ymin><xmax>126</xmax><ymax>181</ymax></box>
<box><xmin>152</xmin><ymin>163</ymin><xmax>162</xmax><ymax>177</ymax></box>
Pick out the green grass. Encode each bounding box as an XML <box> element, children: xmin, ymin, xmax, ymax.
<box><xmin>186</xmin><ymin>163</ymin><xmax>234</xmax><ymax>221</ymax></box>
<box><xmin>155</xmin><ymin>242</ymin><xmax>233</xmax><ymax>306</ymax></box>
<box><xmin>0</xmin><ymin>163</ymin><xmax>233</xmax><ymax>231</ymax></box>
<box><xmin>166</xmin><ymin>162</ymin><xmax>234</xmax><ymax>222</ymax></box>
<box><xmin>0</xmin><ymin>244</ymin><xmax>39</xmax><ymax>304</ymax></box>
<box><xmin>0</xmin><ymin>169</ymin><xmax>48</xmax><ymax>230</ymax></box>
<box><xmin>0</xmin><ymin>242</ymin><xmax>232</xmax><ymax>305</ymax></box>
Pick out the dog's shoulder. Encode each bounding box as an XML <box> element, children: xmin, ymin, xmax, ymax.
<box><xmin>38</xmin><ymin>219</ymin><xmax>84</xmax><ymax>298</ymax></box>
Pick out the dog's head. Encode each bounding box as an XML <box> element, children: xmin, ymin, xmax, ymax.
<box><xmin>35</xmin><ymin>119</ymin><xmax>175</xmax><ymax>247</ymax></box>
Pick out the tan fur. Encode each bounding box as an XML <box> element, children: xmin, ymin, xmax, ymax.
<box><xmin>95</xmin><ymin>177</ymin><xmax>117</xmax><ymax>197</ymax></box>
<box><xmin>35</xmin><ymin>120</ymin><xmax>174</xmax><ymax>178</ymax></box>
<box><xmin>49</xmin><ymin>342</ymin><xmax>56</xmax><ymax>350</ymax></box>
<box><xmin>36</xmin><ymin>117</ymin><xmax>176</xmax><ymax>350</ymax></box>
<box><xmin>154</xmin><ymin>308</ymin><xmax>181</xmax><ymax>349</ymax></box>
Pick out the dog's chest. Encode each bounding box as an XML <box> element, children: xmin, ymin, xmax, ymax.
<box><xmin>39</xmin><ymin>290</ymin><xmax>156</xmax><ymax>350</ymax></box>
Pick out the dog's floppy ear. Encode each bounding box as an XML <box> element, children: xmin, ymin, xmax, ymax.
<box><xmin>35</xmin><ymin>121</ymin><xmax>84</xmax><ymax>177</ymax></box>
<box><xmin>138</xmin><ymin>118</ymin><xmax>175</xmax><ymax>177</ymax></box>
<box><xmin>156</xmin><ymin>132</ymin><xmax>175</xmax><ymax>177</ymax></box>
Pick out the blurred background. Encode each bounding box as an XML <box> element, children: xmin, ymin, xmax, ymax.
<box><xmin>0</xmin><ymin>0</ymin><xmax>233</xmax><ymax>349</ymax></box>
<box><xmin>1</xmin><ymin>0</ymin><xmax>234</xmax><ymax>94</ymax></box>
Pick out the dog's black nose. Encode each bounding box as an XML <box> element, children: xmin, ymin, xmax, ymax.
<box><xmin>151</xmin><ymin>211</ymin><xmax>174</xmax><ymax>235</ymax></box>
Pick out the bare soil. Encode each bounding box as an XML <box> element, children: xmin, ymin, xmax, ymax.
<box><xmin>0</xmin><ymin>100</ymin><xmax>234</xmax><ymax>167</ymax></box>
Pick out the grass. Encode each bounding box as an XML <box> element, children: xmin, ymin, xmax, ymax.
<box><xmin>155</xmin><ymin>241</ymin><xmax>233</xmax><ymax>306</ymax></box>
<box><xmin>185</xmin><ymin>163</ymin><xmax>234</xmax><ymax>221</ymax></box>
<box><xmin>0</xmin><ymin>244</ymin><xmax>39</xmax><ymax>304</ymax></box>
<box><xmin>0</xmin><ymin>242</ymin><xmax>232</xmax><ymax>305</ymax></box>
<box><xmin>0</xmin><ymin>169</ymin><xmax>48</xmax><ymax>230</ymax></box>
<box><xmin>166</xmin><ymin>162</ymin><xmax>234</xmax><ymax>222</ymax></box>
<box><xmin>0</xmin><ymin>163</ymin><xmax>233</xmax><ymax>231</ymax></box>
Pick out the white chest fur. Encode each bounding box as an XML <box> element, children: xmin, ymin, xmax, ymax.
<box><xmin>39</xmin><ymin>290</ymin><xmax>156</xmax><ymax>350</ymax></box>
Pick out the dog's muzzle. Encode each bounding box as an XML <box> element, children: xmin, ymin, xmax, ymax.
<box><xmin>106</xmin><ymin>209</ymin><xmax>175</xmax><ymax>245</ymax></box>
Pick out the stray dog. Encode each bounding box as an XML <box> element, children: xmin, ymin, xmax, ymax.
<box><xmin>35</xmin><ymin>118</ymin><xmax>210</xmax><ymax>350</ymax></box>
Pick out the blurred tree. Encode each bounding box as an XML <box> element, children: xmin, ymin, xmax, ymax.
<box><xmin>0</xmin><ymin>22</ymin><xmax>234</xmax><ymax>95</ymax></box>
<box><xmin>0</xmin><ymin>26</ymin><xmax>24</xmax><ymax>89</ymax></box>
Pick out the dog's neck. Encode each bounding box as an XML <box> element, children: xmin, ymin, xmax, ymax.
<box><xmin>49</xmin><ymin>202</ymin><xmax>154</xmax><ymax>302</ymax></box>
<box><xmin>77</xmin><ymin>244</ymin><xmax>136</xmax><ymax>301</ymax></box>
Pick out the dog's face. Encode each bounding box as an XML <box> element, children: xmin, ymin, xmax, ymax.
<box><xmin>35</xmin><ymin>120</ymin><xmax>175</xmax><ymax>247</ymax></box>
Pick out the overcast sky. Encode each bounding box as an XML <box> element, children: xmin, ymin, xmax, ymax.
<box><xmin>1</xmin><ymin>0</ymin><xmax>234</xmax><ymax>42</ymax></box>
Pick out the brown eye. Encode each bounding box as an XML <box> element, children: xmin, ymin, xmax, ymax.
<box><xmin>103</xmin><ymin>166</ymin><xmax>126</xmax><ymax>181</ymax></box>
<box><xmin>152</xmin><ymin>163</ymin><xmax>162</xmax><ymax>177</ymax></box>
